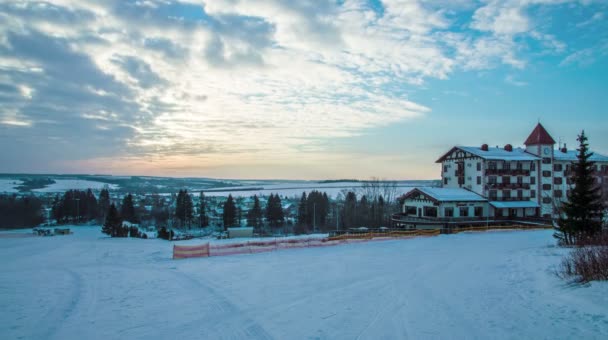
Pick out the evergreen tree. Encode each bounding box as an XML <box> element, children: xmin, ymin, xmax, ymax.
<box><xmin>266</xmin><ymin>194</ymin><xmax>285</xmax><ymax>230</ymax></box>
<box><xmin>199</xmin><ymin>192</ymin><xmax>209</xmax><ymax>228</ymax></box>
<box><xmin>343</xmin><ymin>191</ymin><xmax>357</xmax><ymax>229</ymax></box>
<box><xmin>247</xmin><ymin>195</ymin><xmax>263</xmax><ymax>232</ymax></box>
<box><xmin>556</xmin><ymin>131</ymin><xmax>605</xmax><ymax>245</ymax></box>
<box><xmin>102</xmin><ymin>203</ymin><xmax>123</xmax><ymax>237</ymax></box>
<box><xmin>85</xmin><ymin>189</ymin><xmax>98</xmax><ymax>221</ymax></box>
<box><xmin>358</xmin><ymin>195</ymin><xmax>370</xmax><ymax>227</ymax></box>
<box><xmin>296</xmin><ymin>192</ymin><xmax>308</xmax><ymax>234</ymax></box>
<box><xmin>120</xmin><ymin>194</ymin><xmax>137</xmax><ymax>223</ymax></box>
<box><xmin>223</xmin><ymin>194</ymin><xmax>237</xmax><ymax>230</ymax></box>
<box><xmin>98</xmin><ymin>188</ymin><xmax>110</xmax><ymax>222</ymax></box>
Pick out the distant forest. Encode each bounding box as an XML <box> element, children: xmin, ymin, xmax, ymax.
<box><xmin>0</xmin><ymin>194</ymin><xmax>44</xmax><ymax>229</ymax></box>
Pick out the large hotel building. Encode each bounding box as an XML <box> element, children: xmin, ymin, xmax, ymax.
<box><xmin>397</xmin><ymin>123</ymin><xmax>608</xmax><ymax>227</ymax></box>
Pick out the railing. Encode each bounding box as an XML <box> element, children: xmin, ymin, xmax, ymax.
<box><xmin>485</xmin><ymin>183</ymin><xmax>531</xmax><ymax>190</ymax></box>
<box><xmin>485</xmin><ymin>169</ymin><xmax>531</xmax><ymax>176</ymax></box>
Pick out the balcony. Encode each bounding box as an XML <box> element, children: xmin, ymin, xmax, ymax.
<box><xmin>485</xmin><ymin>169</ymin><xmax>531</xmax><ymax>176</ymax></box>
<box><xmin>485</xmin><ymin>183</ymin><xmax>531</xmax><ymax>190</ymax></box>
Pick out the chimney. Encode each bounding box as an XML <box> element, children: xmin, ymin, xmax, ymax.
<box><xmin>504</xmin><ymin>144</ymin><xmax>513</xmax><ymax>152</ymax></box>
<box><xmin>481</xmin><ymin>144</ymin><xmax>489</xmax><ymax>151</ymax></box>
<box><xmin>561</xmin><ymin>144</ymin><xmax>567</xmax><ymax>153</ymax></box>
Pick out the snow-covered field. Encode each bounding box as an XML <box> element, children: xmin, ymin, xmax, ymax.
<box><xmin>0</xmin><ymin>179</ymin><xmax>21</xmax><ymax>193</ymax></box>
<box><xmin>32</xmin><ymin>179</ymin><xmax>118</xmax><ymax>192</ymax></box>
<box><xmin>1</xmin><ymin>227</ymin><xmax>607</xmax><ymax>339</ymax></box>
<box><xmin>202</xmin><ymin>180</ymin><xmax>433</xmax><ymax>198</ymax></box>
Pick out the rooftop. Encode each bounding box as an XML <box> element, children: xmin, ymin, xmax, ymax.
<box><xmin>553</xmin><ymin>149</ymin><xmax>608</xmax><ymax>162</ymax></box>
<box><xmin>524</xmin><ymin>123</ymin><xmax>556</xmax><ymax>146</ymax></box>
<box><xmin>410</xmin><ymin>187</ymin><xmax>487</xmax><ymax>202</ymax></box>
<box><xmin>457</xmin><ymin>146</ymin><xmax>539</xmax><ymax>161</ymax></box>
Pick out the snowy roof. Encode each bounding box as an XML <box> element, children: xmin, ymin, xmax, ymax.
<box><xmin>436</xmin><ymin>146</ymin><xmax>539</xmax><ymax>163</ymax></box>
<box><xmin>404</xmin><ymin>187</ymin><xmax>486</xmax><ymax>202</ymax></box>
<box><xmin>490</xmin><ymin>201</ymin><xmax>540</xmax><ymax>209</ymax></box>
<box><xmin>553</xmin><ymin>150</ymin><xmax>608</xmax><ymax>163</ymax></box>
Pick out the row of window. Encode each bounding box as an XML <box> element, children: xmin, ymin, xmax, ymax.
<box><xmin>488</xmin><ymin>190</ymin><xmax>533</xmax><ymax>199</ymax></box>
<box><xmin>488</xmin><ymin>161</ymin><xmax>535</xmax><ymax>171</ymax></box>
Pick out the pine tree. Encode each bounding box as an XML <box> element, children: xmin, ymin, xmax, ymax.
<box><xmin>556</xmin><ymin>131</ymin><xmax>604</xmax><ymax>245</ymax></box>
<box><xmin>247</xmin><ymin>195</ymin><xmax>263</xmax><ymax>231</ymax></box>
<box><xmin>98</xmin><ymin>188</ymin><xmax>110</xmax><ymax>222</ymax></box>
<box><xmin>359</xmin><ymin>195</ymin><xmax>370</xmax><ymax>227</ymax></box>
<box><xmin>102</xmin><ymin>203</ymin><xmax>122</xmax><ymax>237</ymax></box>
<box><xmin>223</xmin><ymin>194</ymin><xmax>237</xmax><ymax>230</ymax></box>
<box><xmin>199</xmin><ymin>192</ymin><xmax>209</xmax><ymax>228</ymax></box>
<box><xmin>296</xmin><ymin>192</ymin><xmax>308</xmax><ymax>234</ymax></box>
<box><xmin>266</xmin><ymin>194</ymin><xmax>285</xmax><ymax>230</ymax></box>
<box><xmin>120</xmin><ymin>194</ymin><xmax>137</xmax><ymax>223</ymax></box>
<box><xmin>343</xmin><ymin>191</ymin><xmax>357</xmax><ymax>229</ymax></box>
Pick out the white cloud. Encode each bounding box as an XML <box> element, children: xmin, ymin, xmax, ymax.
<box><xmin>0</xmin><ymin>0</ymin><xmax>603</xmax><ymax>176</ymax></box>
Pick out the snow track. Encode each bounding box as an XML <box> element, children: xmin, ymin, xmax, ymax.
<box><xmin>1</xmin><ymin>227</ymin><xmax>607</xmax><ymax>339</ymax></box>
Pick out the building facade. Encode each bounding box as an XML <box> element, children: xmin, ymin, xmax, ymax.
<box><xmin>399</xmin><ymin>123</ymin><xmax>608</xmax><ymax>224</ymax></box>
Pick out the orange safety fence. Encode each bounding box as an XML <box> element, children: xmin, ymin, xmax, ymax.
<box><xmin>173</xmin><ymin>244</ymin><xmax>210</xmax><ymax>259</ymax></box>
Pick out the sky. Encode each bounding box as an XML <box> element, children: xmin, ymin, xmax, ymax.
<box><xmin>0</xmin><ymin>0</ymin><xmax>607</xmax><ymax>180</ymax></box>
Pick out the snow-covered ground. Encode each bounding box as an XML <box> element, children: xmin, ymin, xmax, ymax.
<box><xmin>202</xmin><ymin>180</ymin><xmax>432</xmax><ymax>198</ymax></box>
<box><xmin>1</xmin><ymin>227</ymin><xmax>607</xmax><ymax>339</ymax></box>
<box><xmin>0</xmin><ymin>179</ymin><xmax>22</xmax><ymax>193</ymax></box>
<box><xmin>32</xmin><ymin>179</ymin><xmax>118</xmax><ymax>193</ymax></box>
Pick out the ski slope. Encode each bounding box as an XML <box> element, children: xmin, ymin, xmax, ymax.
<box><xmin>1</xmin><ymin>228</ymin><xmax>607</xmax><ymax>339</ymax></box>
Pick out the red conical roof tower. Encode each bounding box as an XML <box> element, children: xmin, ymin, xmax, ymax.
<box><xmin>524</xmin><ymin>123</ymin><xmax>555</xmax><ymax>146</ymax></box>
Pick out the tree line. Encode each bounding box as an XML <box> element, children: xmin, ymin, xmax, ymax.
<box><xmin>0</xmin><ymin>194</ymin><xmax>44</xmax><ymax>229</ymax></box>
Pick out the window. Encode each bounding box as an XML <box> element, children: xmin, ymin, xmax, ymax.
<box><xmin>489</xmin><ymin>161</ymin><xmax>497</xmax><ymax>170</ymax></box>
<box><xmin>459</xmin><ymin>207</ymin><xmax>469</xmax><ymax>217</ymax></box>
<box><xmin>503</xmin><ymin>190</ymin><xmax>511</xmax><ymax>199</ymax></box>
<box><xmin>530</xmin><ymin>190</ymin><xmax>536</xmax><ymax>198</ymax></box>
<box><xmin>477</xmin><ymin>176</ymin><xmax>481</xmax><ymax>185</ymax></box>
<box><xmin>477</xmin><ymin>162</ymin><xmax>481</xmax><ymax>171</ymax></box>
<box><xmin>474</xmin><ymin>207</ymin><xmax>483</xmax><ymax>217</ymax></box>
<box><xmin>530</xmin><ymin>162</ymin><xmax>536</xmax><ymax>171</ymax></box>
<box><xmin>531</xmin><ymin>177</ymin><xmax>536</xmax><ymax>185</ymax></box>
<box><xmin>444</xmin><ymin>207</ymin><xmax>454</xmax><ymax>217</ymax></box>
<box><xmin>444</xmin><ymin>177</ymin><xmax>448</xmax><ymax>185</ymax></box>
<box><xmin>542</xmin><ymin>158</ymin><xmax>552</xmax><ymax>164</ymax></box>
<box><xmin>554</xmin><ymin>190</ymin><xmax>562</xmax><ymax>198</ymax></box>
<box><xmin>424</xmin><ymin>206</ymin><xmax>438</xmax><ymax>217</ymax></box>
<box><xmin>517</xmin><ymin>190</ymin><xmax>523</xmax><ymax>199</ymax></box>
<box><xmin>517</xmin><ymin>162</ymin><xmax>523</xmax><ymax>170</ymax></box>
<box><xmin>542</xmin><ymin>170</ymin><xmax>551</xmax><ymax>177</ymax></box>
<box><xmin>554</xmin><ymin>177</ymin><xmax>563</xmax><ymax>185</ymax></box>
<box><xmin>502</xmin><ymin>176</ymin><xmax>510</xmax><ymax>185</ymax></box>
<box><xmin>444</xmin><ymin>165</ymin><xmax>448</xmax><ymax>172</ymax></box>
<box><xmin>488</xmin><ymin>176</ymin><xmax>497</xmax><ymax>184</ymax></box>
<box><xmin>542</xmin><ymin>184</ymin><xmax>552</xmax><ymax>190</ymax></box>
<box><xmin>553</xmin><ymin>164</ymin><xmax>562</xmax><ymax>172</ymax></box>
<box><xmin>517</xmin><ymin>176</ymin><xmax>523</xmax><ymax>184</ymax></box>
<box><xmin>504</xmin><ymin>162</ymin><xmax>511</xmax><ymax>170</ymax></box>
<box><xmin>405</xmin><ymin>206</ymin><xmax>417</xmax><ymax>215</ymax></box>
<box><xmin>543</xmin><ymin>197</ymin><xmax>552</xmax><ymax>204</ymax></box>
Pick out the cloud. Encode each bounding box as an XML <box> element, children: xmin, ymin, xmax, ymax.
<box><xmin>0</xmin><ymin>0</ymin><xmax>605</xmax><ymax>176</ymax></box>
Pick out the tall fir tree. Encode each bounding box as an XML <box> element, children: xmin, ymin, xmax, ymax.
<box><xmin>199</xmin><ymin>192</ymin><xmax>209</xmax><ymax>228</ymax></box>
<box><xmin>247</xmin><ymin>195</ymin><xmax>263</xmax><ymax>231</ymax></box>
<box><xmin>98</xmin><ymin>188</ymin><xmax>110</xmax><ymax>222</ymax></box>
<box><xmin>223</xmin><ymin>194</ymin><xmax>237</xmax><ymax>230</ymax></box>
<box><xmin>556</xmin><ymin>131</ymin><xmax>604</xmax><ymax>245</ymax></box>
<box><xmin>102</xmin><ymin>203</ymin><xmax>123</xmax><ymax>237</ymax></box>
<box><xmin>343</xmin><ymin>191</ymin><xmax>357</xmax><ymax>229</ymax></box>
<box><xmin>120</xmin><ymin>193</ymin><xmax>137</xmax><ymax>223</ymax></box>
<box><xmin>296</xmin><ymin>192</ymin><xmax>308</xmax><ymax>234</ymax></box>
<box><xmin>266</xmin><ymin>194</ymin><xmax>285</xmax><ymax>230</ymax></box>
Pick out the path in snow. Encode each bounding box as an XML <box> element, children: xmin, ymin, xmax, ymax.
<box><xmin>1</xmin><ymin>227</ymin><xmax>607</xmax><ymax>339</ymax></box>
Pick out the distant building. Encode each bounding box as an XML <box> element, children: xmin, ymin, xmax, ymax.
<box><xmin>396</xmin><ymin>123</ymin><xmax>608</xmax><ymax>227</ymax></box>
